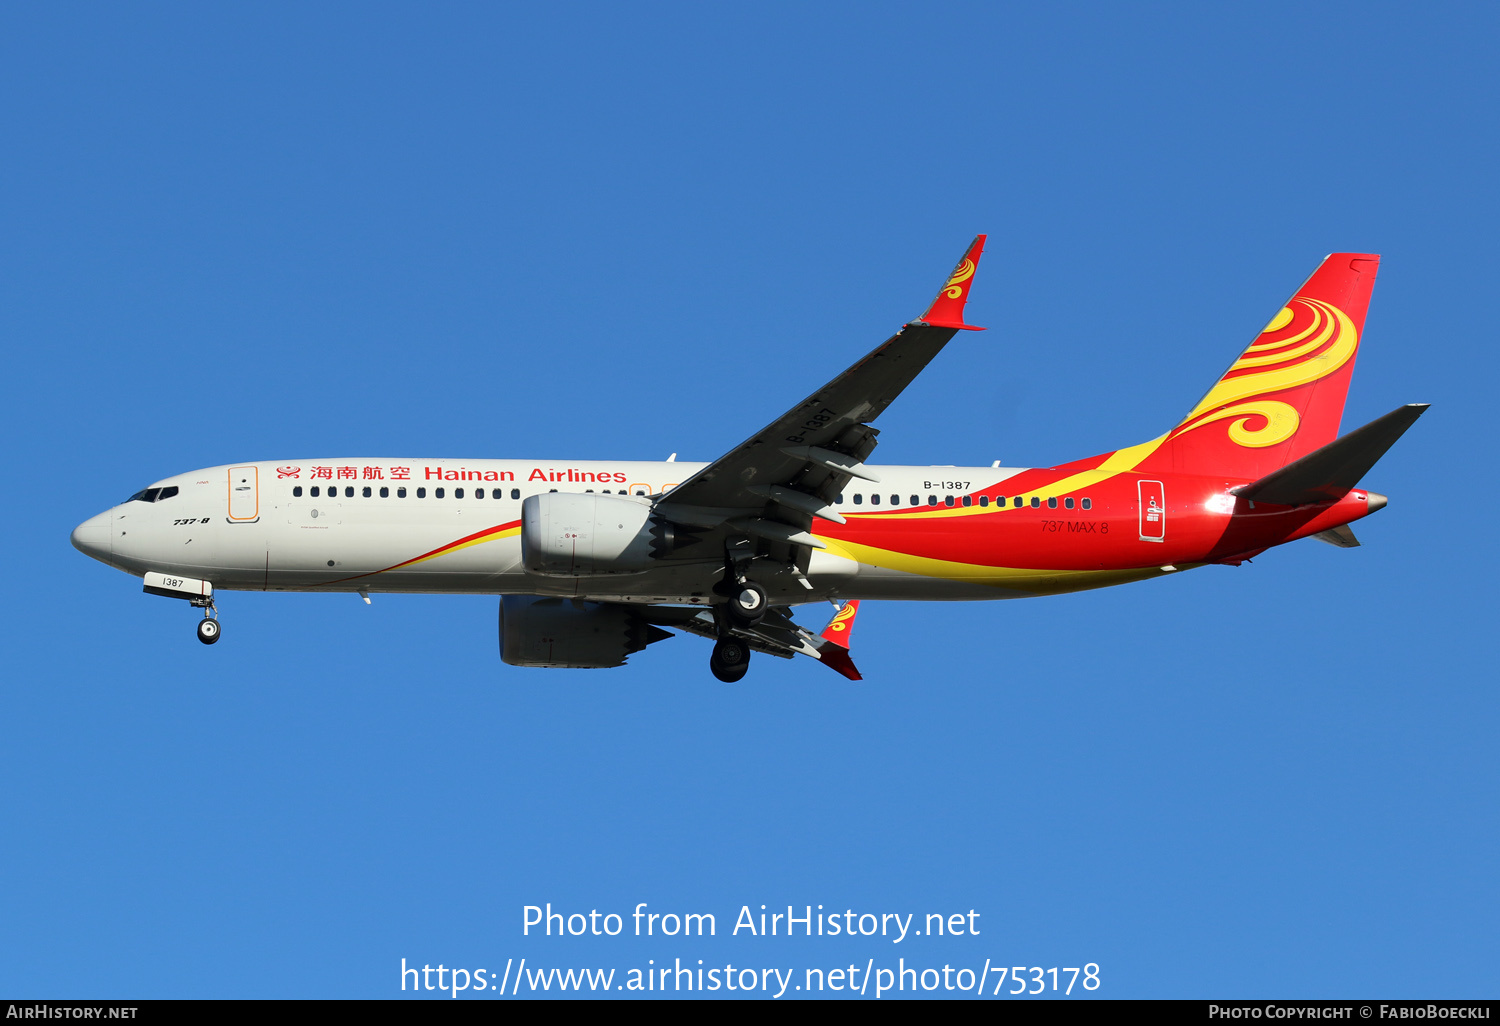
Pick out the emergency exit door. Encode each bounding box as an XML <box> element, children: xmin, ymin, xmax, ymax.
<box><xmin>228</xmin><ymin>466</ymin><xmax>259</xmax><ymax>522</ymax></box>
<box><xmin>1138</xmin><ymin>480</ymin><xmax>1165</xmax><ymax>542</ymax></box>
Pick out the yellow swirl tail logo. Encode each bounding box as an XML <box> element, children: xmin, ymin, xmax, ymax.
<box><xmin>1172</xmin><ymin>297</ymin><xmax>1358</xmax><ymax>449</ymax></box>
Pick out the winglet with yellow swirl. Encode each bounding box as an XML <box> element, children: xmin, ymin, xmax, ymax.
<box><xmin>816</xmin><ymin>600</ymin><xmax>862</xmax><ymax>680</ymax></box>
<box><xmin>918</xmin><ymin>235</ymin><xmax>987</xmax><ymax>330</ymax></box>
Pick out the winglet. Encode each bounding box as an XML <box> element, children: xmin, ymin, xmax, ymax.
<box><xmin>917</xmin><ymin>235</ymin><xmax>987</xmax><ymax>330</ymax></box>
<box><xmin>819</xmin><ymin>599</ymin><xmax>860</xmax><ymax>647</ymax></box>
<box><xmin>815</xmin><ymin>600</ymin><xmax>863</xmax><ymax>680</ymax></box>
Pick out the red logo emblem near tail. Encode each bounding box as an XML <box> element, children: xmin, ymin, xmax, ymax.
<box><xmin>1138</xmin><ymin>481</ymin><xmax>1166</xmax><ymax>542</ymax></box>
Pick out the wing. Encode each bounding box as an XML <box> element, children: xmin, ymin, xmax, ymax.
<box><xmin>656</xmin><ymin>235</ymin><xmax>988</xmax><ymax>565</ymax></box>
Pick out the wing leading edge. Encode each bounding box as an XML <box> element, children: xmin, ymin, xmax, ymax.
<box><xmin>660</xmin><ymin>236</ymin><xmax>988</xmax><ymax>535</ymax></box>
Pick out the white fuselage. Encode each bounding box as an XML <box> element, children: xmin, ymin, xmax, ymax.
<box><xmin>72</xmin><ymin>458</ymin><xmax>1030</xmax><ymax>605</ymax></box>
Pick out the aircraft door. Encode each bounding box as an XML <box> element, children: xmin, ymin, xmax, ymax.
<box><xmin>228</xmin><ymin>466</ymin><xmax>260</xmax><ymax>522</ymax></box>
<box><xmin>1138</xmin><ymin>480</ymin><xmax>1165</xmax><ymax>542</ymax></box>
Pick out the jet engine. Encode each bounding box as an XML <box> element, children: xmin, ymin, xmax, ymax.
<box><xmin>499</xmin><ymin>595</ymin><xmax>670</xmax><ymax>668</ymax></box>
<box><xmin>521</xmin><ymin>492</ymin><xmax>681</xmax><ymax>576</ymax></box>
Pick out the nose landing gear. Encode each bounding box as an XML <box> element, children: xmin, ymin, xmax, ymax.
<box><xmin>192</xmin><ymin>597</ymin><xmax>220</xmax><ymax>645</ymax></box>
<box><xmin>196</xmin><ymin>616</ymin><xmax>221</xmax><ymax>645</ymax></box>
<box><xmin>141</xmin><ymin>573</ymin><xmax>222</xmax><ymax>646</ymax></box>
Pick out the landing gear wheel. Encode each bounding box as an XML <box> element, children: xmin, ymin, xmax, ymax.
<box><xmin>196</xmin><ymin>618</ymin><xmax>221</xmax><ymax>645</ymax></box>
<box><xmin>710</xmin><ymin>638</ymin><xmax>750</xmax><ymax>683</ymax></box>
<box><xmin>727</xmin><ymin>581</ymin><xmax>768</xmax><ymax>625</ymax></box>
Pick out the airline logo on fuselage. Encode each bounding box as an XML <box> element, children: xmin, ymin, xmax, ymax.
<box><xmin>270</xmin><ymin>464</ymin><xmax>632</xmax><ymax>485</ymax></box>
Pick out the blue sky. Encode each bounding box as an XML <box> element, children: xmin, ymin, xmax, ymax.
<box><xmin>1</xmin><ymin>2</ymin><xmax>1495</xmax><ymax>999</ymax></box>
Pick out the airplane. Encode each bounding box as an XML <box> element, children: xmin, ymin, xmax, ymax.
<box><xmin>71</xmin><ymin>238</ymin><xmax>1426</xmax><ymax>682</ymax></box>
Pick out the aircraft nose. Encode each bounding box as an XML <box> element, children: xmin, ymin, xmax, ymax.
<box><xmin>71</xmin><ymin>511</ymin><xmax>113</xmax><ymax>561</ymax></box>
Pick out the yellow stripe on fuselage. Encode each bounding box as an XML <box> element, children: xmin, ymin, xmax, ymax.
<box><xmin>822</xmin><ymin>537</ymin><xmax>1182</xmax><ymax>594</ymax></box>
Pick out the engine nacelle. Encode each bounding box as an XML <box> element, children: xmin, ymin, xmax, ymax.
<box><xmin>521</xmin><ymin>492</ymin><xmax>676</xmax><ymax>576</ymax></box>
<box><xmin>499</xmin><ymin>595</ymin><xmax>666</xmax><ymax>668</ymax></box>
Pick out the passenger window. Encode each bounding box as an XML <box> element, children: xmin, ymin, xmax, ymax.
<box><xmin>1047</xmin><ymin>497</ymin><xmax>1057</xmax><ymax>509</ymax></box>
<box><xmin>869</xmin><ymin>494</ymin><xmax>879</xmax><ymax>505</ymax></box>
<box><xmin>928</xmin><ymin>495</ymin><xmax>937</xmax><ymax>506</ymax></box>
<box><xmin>417</xmin><ymin>487</ymin><xmax>426</xmax><ymax>498</ymax></box>
<box><xmin>979</xmin><ymin>495</ymin><xmax>988</xmax><ymax>507</ymax></box>
<box><xmin>910</xmin><ymin>495</ymin><xmax>919</xmax><ymax>506</ymax></box>
<box><xmin>1065</xmin><ymin>497</ymin><xmax>1074</xmax><ymax>509</ymax></box>
<box><xmin>1013</xmin><ymin>496</ymin><xmax>1023</xmax><ymax>507</ymax></box>
<box><xmin>837</xmin><ymin>494</ymin><xmax>845</xmax><ymax>504</ymax></box>
<box><xmin>397</xmin><ymin>487</ymin><xmax>407</xmax><ymax>498</ymax></box>
<box><xmin>962</xmin><ymin>495</ymin><xmax>972</xmax><ymax>507</ymax></box>
<box><xmin>363</xmin><ymin>486</ymin><xmax>372</xmax><ymax>498</ymax></box>
<box><xmin>380</xmin><ymin>486</ymin><xmax>389</xmax><ymax>498</ymax></box>
<box><xmin>476</xmin><ymin>488</ymin><xmax>486</xmax><ymax>499</ymax></box>
<box><xmin>944</xmin><ymin>495</ymin><xmax>954</xmax><ymax>507</ymax></box>
<box><xmin>1082</xmin><ymin>497</ymin><xmax>1092</xmax><ymax>510</ymax></box>
<box><xmin>511</xmin><ymin>488</ymin><xmax>520</xmax><ymax>499</ymax></box>
<box><xmin>1030</xmin><ymin>496</ymin><xmax>1040</xmax><ymax>508</ymax></box>
<box><xmin>293</xmin><ymin>486</ymin><xmax>303</xmax><ymax>497</ymax></box>
<box><xmin>890</xmin><ymin>495</ymin><xmax>899</xmax><ymax>505</ymax></box>
<box><xmin>345</xmin><ymin>487</ymin><xmax>355</xmax><ymax>498</ymax></box>
<box><xmin>853</xmin><ymin>494</ymin><xmax>862</xmax><ymax>505</ymax></box>
<box><xmin>455</xmin><ymin>488</ymin><xmax>465</xmax><ymax>499</ymax></box>
<box><xmin>435</xmin><ymin>487</ymin><xmax>445</xmax><ymax>499</ymax></box>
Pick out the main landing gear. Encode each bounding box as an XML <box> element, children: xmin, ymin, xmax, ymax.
<box><xmin>708</xmin><ymin>536</ymin><xmax>767</xmax><ymax>680</ymax></box>
<box><xmin>710</xmin><ymin>637</ymin><xmax>750</xmax><ymax>683</ymax></box>
<box><xmin>709</xmin><ymin>537</ymin><xmax>763</xmax><ymax>680</ymax></box>
<box><xmin>193</xmin><ymin>597</ymin><xmax>220</xmax><ymax>645</ymax></box>
<box><xmin>727</xmin><ymin>581</ymin><xmax>768</xmax><ymax>625</ymax></box>
<box><xmin>718</xmin><ymin>536</ymin><xmax>767</xmax><ymax>626</ymax></box>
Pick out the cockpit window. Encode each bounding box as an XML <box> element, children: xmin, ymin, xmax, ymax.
<box><xmin>126</xmin><ymin>487</ymin><xmax>162</xmax><ymax>503</ymax></box>
<box><xmin>158</xmin><ymin>486</ymin><xmax>179</xmax><ymax>500</ymax></box>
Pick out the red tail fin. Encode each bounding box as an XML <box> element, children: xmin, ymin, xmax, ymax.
<box><xmin>1136</xmin><ymin>253</ymin><xmax>1380</xmax><ymax>479</ymax></box>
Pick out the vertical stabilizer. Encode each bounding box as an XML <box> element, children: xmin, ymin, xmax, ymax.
<box><xmin>1136</xmin><ymin>253</ymin><xmax>1380</xmax><ymax>479</ymax></box>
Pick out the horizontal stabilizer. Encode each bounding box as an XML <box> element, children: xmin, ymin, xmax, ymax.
<box><xmin>1234</xmin><ymin>403</ymin><xmax>1428</xmax><ymax>506</ymax></box>
<box><xmin>1312</xmin><ymin>525</ymin><xmax>1361</xmax><ymax>548</ymax></box>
